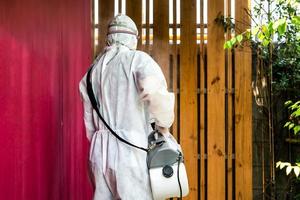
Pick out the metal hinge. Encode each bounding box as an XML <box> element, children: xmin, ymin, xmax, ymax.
<box><xmin>197</xmin><ymin>88</ymin><xmax>207</xmax><ymax>94</ymax></box>
<box><xmin>198</xmin><ymin>154</ymin><xmax>208</xmax><ymax>160</ymax></box>
<box><xmin>198</xmin><ymin>154</ymin><xmax>236</xmax><ymax>159</ymax></box>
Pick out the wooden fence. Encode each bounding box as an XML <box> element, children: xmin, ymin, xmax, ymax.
<box><xmin>93</xmin><ymin>0</ymin><xmax>252</xmax><ymax>199</ymax></box>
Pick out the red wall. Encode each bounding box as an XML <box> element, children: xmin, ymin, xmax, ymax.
<box><xmin>0</xmin><ymin>0</ymin><xmax>93</xmax><ymax>199</ymax></box>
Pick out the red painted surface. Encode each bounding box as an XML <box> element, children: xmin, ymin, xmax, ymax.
<box><xmin>0</xmin><ymin>0</ymin><xmax>93</xmax><ymax>199</ymax></box>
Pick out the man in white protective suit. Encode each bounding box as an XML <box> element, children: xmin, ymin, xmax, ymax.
<box><xmin>79</xmin><ymin>14</ymin><xmax>175</xmax><ymax>200</ymax></box>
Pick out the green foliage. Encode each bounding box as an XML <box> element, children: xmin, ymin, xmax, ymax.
<box><xmin>284</xmin><ymin>100</ymin><xmax>300</xmax><ymax>135</ymax></box>
<box><xmin>277</xmin><ymin>100</ymin><xmax>300</xmax><ymax>179</ymax></box>
<box><xmin>223</xmin><ymin>0</ymin><xmax>300</xmax><ymax>94</ymax></box>
<box><xmin>276</xmin><ymin>161</ymin><xmax>300</xmax><ymax>177</ymax></box>
<box><xmin>223</xmin><ymin>17</ymin><xmax>288</xmax><ymax>49</ymax></box>
<box><xmin>272</xmin><ymin>0</ymin><xmax>300</xmax><ymax>93</ymax></box>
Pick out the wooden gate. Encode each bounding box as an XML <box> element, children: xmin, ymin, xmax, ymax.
<box><xmin>93</xmin><ymin>0</ymin><xmax>252</xmax><ymax>199</ymax></box>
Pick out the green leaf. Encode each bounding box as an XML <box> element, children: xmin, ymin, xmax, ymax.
<box><xmin>262</xmin><ymin>25</ymin><xmax>268</xmax><ymax>33</ymax></box>
<box><xmin>294</xmin><ymin>167</ymin><xmax>300</xmax><ymax>177</ymax></box>
<box><xmin>258</xmin><ymin>32</ymin><xmax>265</xmax><ymax>41</ymax></box>
<box><xmin>289</xmin><ymin>123</ymin><xmax>295</xmax><ymax>130</ymax></box>
<box><xmin>262</xmin><ymin>39</ymin><xmax>270</xmax><ymax>46</ymax></box>
<box><xmin>290</xmin><ymin>103</ymin><xmax>299</xmax><ymax>110</ymax></box>
<box><xmin>285</xmin><ymin>100</ymin><xmax>293</xmax><ymax>106</ymax></box>
<box><xmin>286</xmin><ymin>166</ymin><xmax>293</xmax><ymax>175</ymax></box>
<box><xmin>224</xmin><ymin>41</ymin><xmax>232</xmax><ymax>49</ymax></box>
<box><xmin>297</xmin><ymin>32</ymin><xmax>300</xmax><ymax>41</ymax></box>
<box><xmin>261</xmin><ymin>25</ymin><xmax>270</xmax><ymax>37</ymax></box>
<box><xmin>295</xmin><ymin>109</ymin><xmax>300</xmax><ymax>117</ymax></box>
<box><xmin>268</xmin><ymin>22</ymin><xmax>274</xmax><ymax>34</ymax></box>
<box><xmin>231</xmin><ymin>37</ymin><xmax>237</xmax><ymax>45</ymax></box>
<box><xmin>291</xmin><ymin>109</ymin><xmax>300</xmax><ymax>117</ymax></box>
<box><xmin>273</xmin><ymin>21</ymin><xmax>279</xmax><ymax>30</ymax></box>
<box><xmin>293</xmin><ymin>126</ymin><xmax>300</xmax><ymax>135</ymax></box>
<box><xmin>278</xmin><ymin>22</ymin><xmax>287</xmax><ymax>35</ymax></box>
<box><xmin>284</xmin><ymin>121</ymin><xmax>291</xmax><ymax>127</ymax></box>
<box><xmin>224</xmin><ymin>42</ymin><xmax>229</xmax><ymax>49</ymax></box>
<box><xmin>237</xmin><ymin>34</ymin><xmax>243</xmax><ymax>43</ymax></box>
<box><xmin>280</xmin><ymin>162</ymin><xmax>290</xmax><ymax>169</ymax></box>
<box><xmin>276</xmin><ymin>161</ymin><xmax>282</xmax><ymax>168</ymax></box>
<box><xmin>292</xmin><ymin>16</ymin><xmax>300</xmax><ymax>26</ymax></box>
<box><xmin>273</xmin><ymin>18</ymin><xmax>286</xmax><ymax>30</ymax></box>
<box><xmin>245</xmin><ymin>31</ymin><xmax>251</xmax><ymax>39</ymax></box>
<box><xmin>251</xmin><ymin>26</ymin><xmax>259</xmax><ymax>35</ymax></box>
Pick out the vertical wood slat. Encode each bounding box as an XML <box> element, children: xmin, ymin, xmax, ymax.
<box><xmin>98</xmin><ymin>0</ymin><xmax>114</xmax><ymax>54</ymax></box>
<box><xmin>118</xmin><ymin>0</ymin><xmax>122</xmax><ymax>14</ymax></box>
<box><xmin>180</xmin><ymin>0</ymin><xmax>198</xmax><ymax>199</ymax></box>
<box><xmin>226</xmin><ymin>0</ymin><xmax>234</xmax><ymax>199</ymax></box>
<box><xmin>207</xmin><ymin>0</ymin><xmax>226</xmax><ymax>200</ymax></box>
<box><xmin>227</xmin><ymin>41</ymin><xmax>234</xmax><ymax>200</ymax></box>
<box><xmin>153</xmin><ymin>0</ymin><xmax>170</xmax><ymax>85</ymax></box>
<box><xmin>199</xmin><ymin>0</ymin><xmax>206</xmax><ymax>199</ymax></box>
<box><xmin>126</xmin><ymin>0</ymin><xmax>142</xmax><ymax>49</ymax></box>
<box><xmin>145</xmin><ymin>0</ymin><xmax>150</xmax><ymax>53</ymax></box>
<box><xmin>171</xmin><ymin>0</ymin><xmax>179</xmax><ymax>142</ymax></box>
<box><xmin>234</xmin><ymin>0</ymin><xmax>252</xmax><ymax>199</ymax></box>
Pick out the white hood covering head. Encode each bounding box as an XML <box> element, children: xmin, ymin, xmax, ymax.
<box><xmin>106</xmin><ymin>14</ymin><xmax>138</xmax><ymax>50</ymax></box>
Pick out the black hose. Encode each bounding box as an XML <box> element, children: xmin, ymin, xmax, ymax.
<box><xmin>177</xmin><ymin>152</ymin><xmax>183</xmax><ymax>200</ymax></box>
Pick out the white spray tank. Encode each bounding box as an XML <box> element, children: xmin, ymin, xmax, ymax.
<box><xmin>147</xmin><ymin>130</ymin><xmax>189</xmax><ymax>200</ymax></box>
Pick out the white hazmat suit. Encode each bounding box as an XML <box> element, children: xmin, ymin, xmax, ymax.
<box><xmin>79</xmin><ymin>14</ymin><xmax>175</xmax><ymax>200</ymax></box>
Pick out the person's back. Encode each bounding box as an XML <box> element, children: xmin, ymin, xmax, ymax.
<box><xmin>79</xmin><ymin>14</ymin><xmax>174</xmax><ymax>200</ymax></box>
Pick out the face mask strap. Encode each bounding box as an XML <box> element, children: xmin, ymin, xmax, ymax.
<box><xmin>107</xmin><ymin>30</ymin><xmax>139</xmax><ymax>39</ymax></box>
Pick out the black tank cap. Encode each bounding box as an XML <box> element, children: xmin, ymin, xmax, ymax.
<box><xmin>162</xmin><ymin>165</ymin><xmax>174</xmax><ymax>178</ymax></box>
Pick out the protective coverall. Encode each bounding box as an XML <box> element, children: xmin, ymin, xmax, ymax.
<box><xmin>79</xmin><ymin>14</ymin><xmax>174</xmax><ymax>200</ymax></box>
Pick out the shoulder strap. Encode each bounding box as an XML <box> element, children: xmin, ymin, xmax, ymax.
<box><xmin>86</xmin><ymin>66</ymin><xmax>148</xmax><ymax>153</ymax></box>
